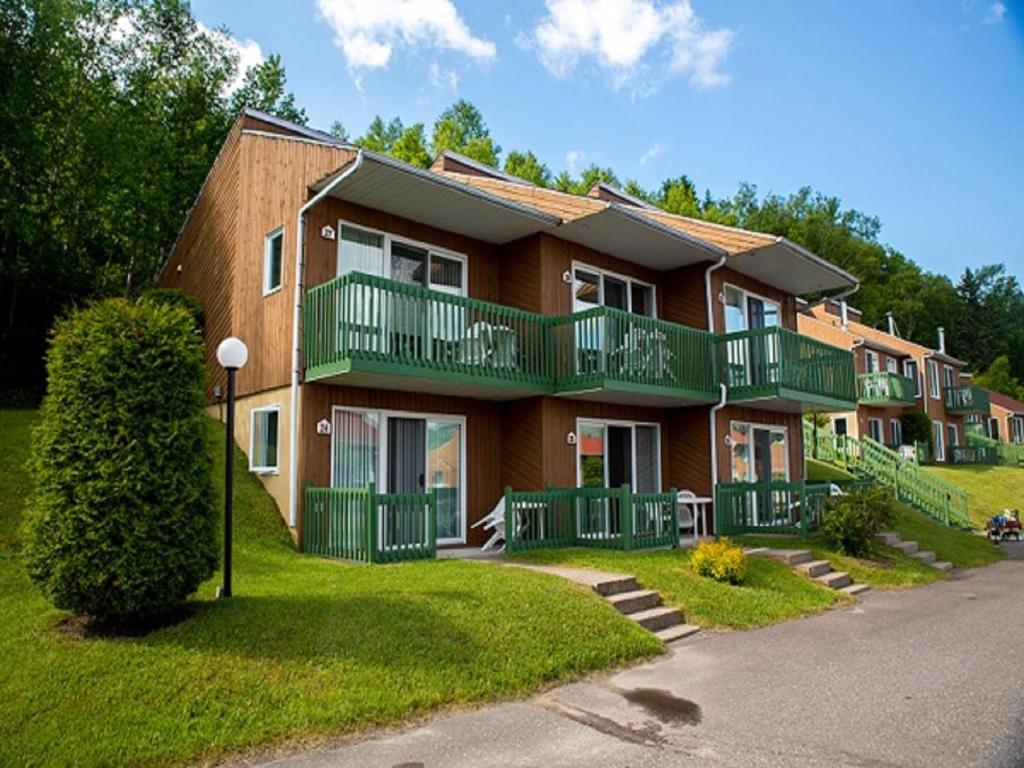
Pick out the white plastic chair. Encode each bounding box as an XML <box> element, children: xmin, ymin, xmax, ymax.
<box><xmin>472</xmin><ymin>497</ymin><xmax>506</xmax><ymax>551</ymax></box>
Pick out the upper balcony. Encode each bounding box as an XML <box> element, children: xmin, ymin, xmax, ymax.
<box><xmin>719</xmin><ymin>326</ymin><xmax>857</xmax><ymax>413</ymax></box>
<box><xmin>550</xmin><ymin>306</ymin><xmax>719</xmax><ymax>406</ymax></box>
<box><xmin>858</xmin><ymin>371</ymin><xmax>916</xmax><ymax>407</ymax></box>
<box><xmin>944</xmin><ymin>385</ymin><xmax>990</xmax><ymax>414</ymax></box>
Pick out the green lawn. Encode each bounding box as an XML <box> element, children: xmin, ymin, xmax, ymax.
<box><xmin>511</xmin><ymin>547</ymin><xmax>850</xmax><ymax>630</ymax></box>
<box><xmin>926</xmin><ymin>464</ymin><xmax>1024</xmax><ymax>530</ymax></box>
<box><xmin>0</xmin><ymin>411</ymin><xmax>658</xmax><ymax>767</ymax></box>
<box><xmin>889</xmin><ymin>500</ymin><xmax>1004</xmax><ymax>567</ymax></box>
<box><xmin>806</xmin><ymin>457</ymin><xmax>857</xmax><ymax>482</ymax></box>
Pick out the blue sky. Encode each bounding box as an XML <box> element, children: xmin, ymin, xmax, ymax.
<box><xmin>192</xmin><ymin>0</ymin><xmax>1024</xmax><ymax>283</ymax></box>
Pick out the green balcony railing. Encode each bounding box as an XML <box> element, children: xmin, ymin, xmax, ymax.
<box><xmin>944</xmin><ymin>385</ymin><xmax>990</xmax><ymax>414</ymax></box>
<box><xmin>550</xmin><ymin>306</ymin><xmax>718</xmax><ymax>401</ymax></box>
<box><xmin>503</xmin><ymin>485</ymin><xmax>679</xmax><ymax>553</ymax></box>
<box><xmin>714</xmin><ymin>481</ymin><xmax>831</xmax><ymax>536</ymax></box>
<box><xmin>858</xmin><ymin>371</ymin><xmax>916</xmax><ymax>406</ymax></box>
<box><xmin>718</xmin><ymin>326</ymin><xmax>857</xmax><ymax>409</ymax></box>
<box><xmin>305</xmin><ymin>272</ymin><xmax>552</xmax><ymax>392</ymax></box>
<box><xmin>304</xmin><ymin>484</ymin><xmax>437</xmax><ymax>563</ymax></box>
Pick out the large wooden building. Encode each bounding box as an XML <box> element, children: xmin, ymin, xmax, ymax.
<box><xmin>159</xmin><ymin>109</ymin><xmax>859</xmax><ymax>552</ymax></box>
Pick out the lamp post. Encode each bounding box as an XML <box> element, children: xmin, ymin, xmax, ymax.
<box><xmin>216</xmin><ymin>337</ymin><xmax>248</xmax><ymax>598</ymax></box>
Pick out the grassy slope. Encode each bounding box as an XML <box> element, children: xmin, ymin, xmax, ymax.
<box><xmin>0</xmin><ymin>412</ymin><xmax>658</xmax><ymax>767</ymax></box>
<box><xmin>806</xmin><ymin>457</ymin><xmax>857</xmax><ymax>482</ymax></box>
<box><xmin>889</xmin><ymin>501</ymin><xmax>1004</xmax><ymax>567</ymax></box>
<box><xmin>512</xmin><ymin>547</ymin><xmax>849</xmax><ymax>630</ymax></box>
<box><xmin>926</xmin><ymin>464</ymin><xmax>1024</xmax><ymax>530</ymax></box>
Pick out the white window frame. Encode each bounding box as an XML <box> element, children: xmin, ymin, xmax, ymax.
<box><xmin>928</xmin><ymin>360</ymin><xmax>940</xmax><ymax>400</ymax></box>
<box><xmin>903</xmin><ymin>359</ymin><xmax>922</xmax><ymax>398</ymax></box>
<box><xmin>943</xmin><ymin>365</ymin><xmax>955</xmax><ymax>389</ymax></box>
<box><xmin>336</xmin><ymin>219</ymin><xmax>468</xmax><ymax>296</ymax></box>
<box><xmin>574</xmin><ymin>418</ymin><xmax>662</xmax><ymax>492</ymax></box>
<box><xmin>989</xmin><ymin>417</ymin><xmax>1001</xmax><ymax>441</ymax></box>
<box><xmin>330</xmin><ymin>405</ymin><xmax>468</xmax><ymax>545</ymax></box>
<box><xmin>867</xmin><ymin>418</ymin><xmax>884</xmax><ymax>444</ymax></box>
<box><xmin>728</xmin><ymin>420</ymin><xmax>791</xmax><ymax>483</ymax></box>
<box><xmin>572</xmin><ymin>261</ymin><xmax>657</xmax><ymax>317</ymax></box>
<box><xmin>249</xmin><ymin>405</ymin><xmax>280</xmax><ymax>474</ymax></box>
<box><xmin>934</xmin><ymin>420</ymin><xmax>945</xmax><ymax>462</ymax></box>
<box><xmin>865</xmin><ymin>350</ymin><xmax>880</xmax><ymax>374</ymax></box>
<box><xmin>1011</xmin><ymin>416</ymin><xmax>1024</xmax><ymax>444</ymax></box>
<box><xmin>947</xmin><ymin>423</ymin><xmax>958</xmax><ymax>448</ymax></box>
<box><xmin>890</xmin><ymin>418</ymin><xmax>903</xmax><ymax>446</ymax></box>
<box><xmin>722</xmin><ymin>282</ymin><xmax>782</xmax><ymax>334</ymax></box>
<box><xmin>263</xmin><ymin>227</ymin><xmax>284</xmax><ymax>296</ymax></box>
<box><xmin>886</xmin><ymin>357</ymin><xmax>898</xmax><ymax>374</ymax></box>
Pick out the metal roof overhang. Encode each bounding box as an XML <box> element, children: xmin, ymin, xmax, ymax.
<box><xmin>551</xmin><ymin>204</ymin><xmax>725</xmax><ymax>269</ymax></box>
<box><xmin>727</xmin><ymin>239</ymin><xmax>859</xmax><ymax>295</ymax></box>
<box><xmin>852</xmin><ymin>338</ymin><xmax>912</xmax><ymax>359</ymax></box>
<box><xmin>310</xmin><ymin>151</ymin><xmax>560</xmax><ymax>244</ymax></box>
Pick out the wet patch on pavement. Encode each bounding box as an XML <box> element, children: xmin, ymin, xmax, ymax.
<box><xmin>617</xmin><ymin>687</ymin><xmax>702</xmax><ymax>726</ymax></box>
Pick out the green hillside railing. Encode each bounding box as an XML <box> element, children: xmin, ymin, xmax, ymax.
<box><xmin>944</xmin><ymin>385</ymin><xmax>990</xmax><ymax>414</ymax></box>
<box><xmin>962</xmin><ymin>430</ymin><xmax>1024</xmax><ymax>466</ymax></box>
<box><xmin>304</xmin><ymin>484</ymin><xmax>437</xmax><ymax>563</ymax></box>
<box><xmin>858</xmin><ymin>371</ymin><xmax>916</xmax><ymax>406</ymax></box>
<box><xmin>550</xmin><ymin>306</ymin><xmax>718</xmax><ymax>402</ymax></box>
<box><xmin>305</xmin><ymin>272</ymin><xmax>552</xmax><ymax>392</ymax></box>
<box><xmin>503</xmin><ymin>485</ymin><xmax>679</xmax><ymax>554</ymax></box>
<box><xmin>714</xmin><ymin>481</ymin><xmax>831</xmax><ymax>536</ymax></box>
<box><xmin>719</xmin><ymin>326</ymin><xmax>856</xmax><ymax>409</ymax></box>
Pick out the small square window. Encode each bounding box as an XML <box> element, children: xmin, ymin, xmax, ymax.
<box><xmin>251</xmin><ymin>407</ymin><xmax>280</xmax><ymax>473</ymax></box>
<box><xmin>264</xmin><ymin>228</ymin><xmax>284</xmax><ymax>295</ymax></box>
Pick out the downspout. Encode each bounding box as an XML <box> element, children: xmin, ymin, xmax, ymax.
<box><xmin>705</xmin><ymin>255</ymin><xmax>728</xmax><ymax>536</ymax></box>
<box><xmin>288</xmin><ymin>151</ymin><xmax>365</xmax><ymax>528</ymax></box>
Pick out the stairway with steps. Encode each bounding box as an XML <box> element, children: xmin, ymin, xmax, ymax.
<box><xmin>749</xmin><ymin>548</ymin><xmax>871</xmax><ymax>596</ymax></box>
<box><xmin>876</xmin><ymin>532</ymin><xmax>953</xmax><ymax>572</ymax></box>
<box><xmin>591</xmin><ymin>574</ymin><xmax>701</xmax><ymax>644</ymax></box>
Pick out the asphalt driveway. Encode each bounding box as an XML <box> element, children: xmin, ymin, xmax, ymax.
<box><xmin>250</xmin><ymin>547</ymin><xmax>1024</xmax><ymax>768</ymax></box>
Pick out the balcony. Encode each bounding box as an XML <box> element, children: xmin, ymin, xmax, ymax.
<box><xmin>944</xmin><ymin>385</ymin><xmax>990</xmax><ymax>414</ymax></box>
<box><xmin>304</xmin><ymin>272</ymin><xmax>552</xmax><ymax>399</ymax></box>
<box><xmin>858</xmin><ymin>371</ymin><xmax>916</xmax><ymax>407</ymax></box>
<box><xmin>550</xmin><ymin>306</ymin><xmax>719</xmax><ymax>406</ymax></box>
<box><xmin>718</xmin><ymin>326</ymin><xmax>857</xmax><ymax>413</ymax></box>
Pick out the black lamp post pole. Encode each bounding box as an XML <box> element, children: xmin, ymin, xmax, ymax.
<box><xmin>222</xmin><ymin>366</ymin><xmax>237</xmax><ymax>598</ymax></box>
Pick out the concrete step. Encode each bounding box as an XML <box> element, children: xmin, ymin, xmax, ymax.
<box><xmin>764</xmin><ymin>549</ymin><xmax>814</xmax><ymax>566</ymax></box>
<box><xmin>894</xmin><ymin>540</ymin><xmax>919</xmax><ymax>555</ymax></box>
<box><xmin>608</xmin><ymin>589</ymin><xmax>662</xmax><ymax>615</ymax></box>
<box><xmin>630</xmin><ymin>606</ymin><xmax>683</xmax><ymax>632</ymax></box>
<box><xmin>817</xmin><ymin>571</ymin><xmax>852</xmax><ymax>589</ymax></box>
<box><xmin>912</xmin><ymin>550</ymin><xmax>937</xmax><ymax>565</ymax></box>
<box><xmin>933</xmin><ymin>561</ymin><xmax>954</xmax><ymax>572</ymax></box>
<box><xmin>592</xmin><ymin>576</ymin><xmax>639</xmax><ymax>597</ymax></box>
<box><xmin>841</xmin><ymin>583</ymin><xmax>871</xmax><ymax>596</ymax></box>
<box><xmin>796</xmin><ymin>559</ymin><xmax>833</xmax><ymax>578</ymax></box>
<box><xmin>876</xmin><ymin>532</ymin><xmax>902</xmax><ymax>547</ymax></box>
<box><xmin>656</xmin><ymin>624</ymin><xmax>701</xmax><ymax>644</ymax></box>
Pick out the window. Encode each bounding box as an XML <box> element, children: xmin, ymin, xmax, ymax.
<box><xmin>577</xmin><ymin>420</ymin><xmax>661</xmax><ymax>492</ymax></box>
<box><xmin>867</xmin><ymin>418</ymin><xmax>884</xmax><ymax>443</ymax></box>
<box><xmin>886</xmin><ymin>357</ymin><xmax>898</xmax><ymax>374</ymax></box>
<box><xmin>989</xmin><ymin>417</ymin><xmax>1001</xmax><ymax>441</ymax></box>
<box><xmin>338</xmin><ymin>222</ymin><xmax>466</xmax><ymax>295</ymax></box>
<box><xmin>264</xmin><ymin>228</ymin><xmax>284</xmax><ymax>295</ymax></box>
<box><xmin>250</xmin><ymin>406</ymin><xmax>280</xmax><ymax>473</ymax></box>
<box><xmin>943</xmin><ymin>365</ymin><xmax>955</xmax><ymax>389</ymax></box>
<box><xmin>947</xmin><ymin>423</ymin><xmax>958</xmax><ymax>448</ymax></box>
<box><xmin>730</xmin><ymin>422</ymin><xmax>789</xmax><ymax>483</ymax></box>
<box><xmin>833</xmin><ymin>417</ymin><xmax>848</xmax><ymax>436</ymax></box>
<box><xmin>865</xmin><ymin>350</ymin><xmax>879</xmax><ymax>374</ymax></box>
<box><xmin>1011</xmin><ymin>417</ymin><xmax>1024</xmax><ymax>444</ymax></box>
<box><xmin>928</xmin><ymin>360</ymin><xmax>940</xmax><ymax>399</ymax></box>
<box><xmin>933</xmin><ymin>421</ymin><xmax>945</xmax><ymax>462</ymax></box>
<box><xmin>724</xmin><ymin>284</ymin><xmax>781</xmax><ymax>333</ymax></box>
<box><xmin>904</xmin><ymin>360</ymin><xmax>921</xmax><ymax>397</ymax></box>
<box><xmin>891</xmin><ymin>419</ymin><xmax>903</xmax><ymax>447</ymax></box>
<box><xmin>573</xmin><ymin>264</ymin><xmax>655</xmax><ymax>317</ymax></box>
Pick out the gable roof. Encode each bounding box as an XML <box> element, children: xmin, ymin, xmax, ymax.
<box><xmin>989</xmin><ymin>390</ymin><xmax>1024</xmax><ymax>415</ymax></box>
<box><xmin>241</xmin><ymin>107</ymin><xmax>348</xmax><ymax>146</ymax></box>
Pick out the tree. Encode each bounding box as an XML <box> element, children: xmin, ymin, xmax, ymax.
<box><xmin>503</xmin><ymin>150</ymin><xmax>551</xmax><ymax>186</ymax></box>
<box><xmin>554</xmin><ymin>165</ymin><xmax>618</xmax><ymax>195</ymax></box>
<box><xmin>430</xmin><ymin>99</ymin><xmax>500</xmax><ymax>166</ymax></box>
<box><xmin>390</xmin><ymin>123</ymin><xmax>432</xmax><ymax>168</ymax></box>
<box><xmin>328</xmin><ymin>120</ymin><xmax>350</xmax><ymax>142</ymax></box>
<box><xmin>655</xmin><ymin>175</ymin><xmax>701</xmax><ymax>217</ymax></box>
<box><xmin>357</xmin><ymin>116</ymin><xmax>404</xmax><ymax>153</ymax></box>
<box><xmin>975</xmin><ymin>355</ymin><xmax>1024</xmax><ymax>401</ymax></box>
<box><xmin>230</xmin><ymin>54</ymin><xmax>307</xmax><ymax>125</ymax></box>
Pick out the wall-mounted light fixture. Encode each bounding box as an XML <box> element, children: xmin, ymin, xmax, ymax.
<box><xmin>566</xmin><ymin>431</ymin><xmax>577</xmax><ymax>445</ymax></box>
<box><xmin>562</xmin><ymin>270</ymin><xmax>573</xmax><ymax>284</ymax></box>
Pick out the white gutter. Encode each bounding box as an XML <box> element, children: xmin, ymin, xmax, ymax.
<box><xmin>287</xmin><ymin>151</ymin><xmax>365</xmax><ymax>528</ymax></box>
<box><xmin>704</xmin><ymin>254</ymin><xmax>728</xmax><ymax>536</ymax></box>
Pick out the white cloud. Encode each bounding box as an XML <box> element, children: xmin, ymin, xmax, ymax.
<box><xmin>984</xmin><ymin>0</ymin><xmax>1007</xmax><ymax>23</ymax></box>
<box><xmin>566</xmin><ymin>149</ymin><xmax>585</xmax><ymax>172</ymax></box>
<box><xmin>316</xmin><ymin>0</ymin><xmax>495</xmax><ymax>83</ymax></box>
<box><xmin>531</xmin><ymin>0</ymin><xmax>734</xmax><ymax>92</ymax></box>
<box><xmin>197</xmin><ymin>22</ymin><xmax>265</xmax><ymax>93</ymax></box>
<box><xmin>639</xmin><ymin>143</ymin><xmax>664</xmax><ymax>166</ymax></box>
<box><xmin>429</xmin><ymin>61</ymin><xmax>459</xmax><ymax>92</ymax></box>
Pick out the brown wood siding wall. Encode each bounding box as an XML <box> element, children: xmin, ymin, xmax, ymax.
<box><xmin>232</xmin><ymin>134</ymin><xmax>353</xmax><ymax>397</ymax></box>
<box><xmin>158</xmin><ymin>123</ymin><xmax>242</xmax><ymax>398</ymax></box>
<box><xmin>497</xmin><ymin>235</ymin><xmax>543</xmax><ymax>312</ymax></box>
<box><xmin>662</xmin><ymin>262</ymin><xmax>712</xmax><ymax>330</ymax></box>
<box><xmin>716</xmin><ymin>405</ymin><xmax>804</xmax><ymax>483</ymax></box>
<box><xmin>668</xmin><ymin>406</ymin><xmax>713</xmax><ymax>496</ymax></box>
<box><xmin>299</xmin><ymin>383</ymin><xmax>503</xmax><ymax>546</ymax></box>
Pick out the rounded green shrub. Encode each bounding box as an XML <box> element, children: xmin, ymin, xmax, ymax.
<box><xmin>691</xmin><ymin>538</ymin><xmax>747</xmax><ymax>584</ymax></box>
<box><xmin>22</xmin><ymin>298</ymin><xmax>216</xmax><ymax>625</ymax></box>
<box><xmin>821</xmin><ymin>485</ymin><xmax>895</xmax><ymax>557</ymax></box>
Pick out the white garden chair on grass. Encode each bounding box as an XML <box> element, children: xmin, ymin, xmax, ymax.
<box><xmin>472</xmin><ymin>498</ymin><xmax>506</xmax><ymax>552</ymax></box>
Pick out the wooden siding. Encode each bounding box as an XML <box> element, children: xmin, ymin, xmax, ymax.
<box><xmin>662</xmin><ymin>262</ymin><xmax>712</xmax><ymax>330</ymax></box>
<box><xmin>158</xmin><ymin>123</ymin><xmax>242</xmax><ymax>397</ymax></box>
<box><xmin>668</xmin><ymin>406</ymin><xmax>713</xmax><ymax>495</ymax></box>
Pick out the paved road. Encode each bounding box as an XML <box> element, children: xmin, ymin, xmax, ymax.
<box><xmin>253</xmin><ymin>548</ymin><xmax>1024</xmax><ymax>768</ymax></box>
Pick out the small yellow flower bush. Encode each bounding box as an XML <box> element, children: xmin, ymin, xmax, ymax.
<box><xmin>691</xmin><ymin>538</ymin><xmax>747</xmax><ymax>584</ymax></box>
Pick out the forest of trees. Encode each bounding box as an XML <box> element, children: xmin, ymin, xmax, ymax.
<box><xmin>3</xmin><ymin>0</ymin><xmax>1022</xmax><ymax>401</ymax></box>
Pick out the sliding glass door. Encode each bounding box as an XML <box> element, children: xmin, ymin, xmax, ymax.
<box><xmin>724</xmin><ymin>285</ymin><xmax>782</xmax><ymax>387</ymax></box>
<box><xmin>731</xmin><ymin>421</ymin><xmax>789</xmax><ymax>525</ymax></box>
<box><xmin>577</xmin><ymin>420</ymin><xmax>660</xmax><ymax>492</ymax></box>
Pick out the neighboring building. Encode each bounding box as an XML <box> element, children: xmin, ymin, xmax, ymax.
<box><xmin>985</xmin><ymin>390</ymin><xmax>1024</xmax><ymax>444</ymax></box>
<box><xmin>798</xmin><ymin>300</ymin><xmax>990</xmax><ymax>463</ymax></box>
<box><xmin>159</xmin><ymin>109</ymin><xmax>858</xmax><ymax>552</ymax></box>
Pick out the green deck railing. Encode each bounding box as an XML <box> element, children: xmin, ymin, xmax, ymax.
<box><xmin>305</xmin><ymin>272</ymin><xmax>552</xmax><ymax>391</ymax></box>
<box><xmin>714</xmin><ymin>481</ymin><xmax>831</xmax><ymax>536</ymax></box>
<box><xmin>550</xmin><ymin>306</ymin><xmax>718</xmax><ymax>400</ymax></box>
<box><xmin>503</xmin><ymin>485</ymin><xmax>679</xmax><ymax>554</ymax></box>
<box><xmin>858</xmin><ymin>371</ymin><xmax>916</xmax><ymax>406</ymax></box>
<box><xmin>961</xmin><ymin>430</ymin><xmax>1024</xmax><ymax>466</ymax></box>
<box><xmin>944</xmin><ymin>385</ymin><xmax>990</xmax><ymax>414</ymax></box>
<box><xmin>718</xmin><ymin>326</ymin><xmax>856</xmax><ymax>408</ymax></box>
<box><xmin>304</xmin><ymin>484</ymin><xmax>437</xmax><ymax>563</ymax></box>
